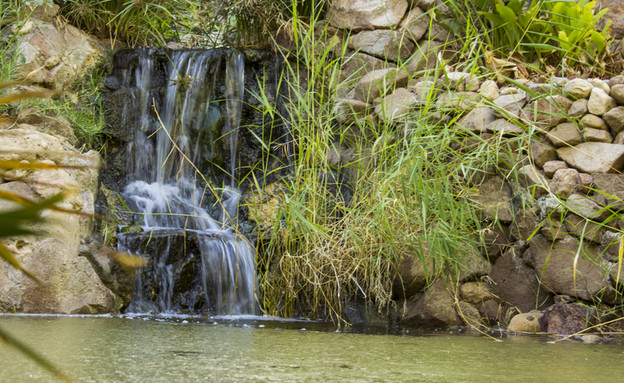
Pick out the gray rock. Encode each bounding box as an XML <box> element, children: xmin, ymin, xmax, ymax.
<box><xmin>404</xmin><ymin>39</ymin><xmax>443</xmax><ymax>72</ymax></box>
<box><xmin>527</xmin><ymin>83</ymin><xmax>558</xmax><ymax>101</ymax></box>
<box><xmin>568</xmin><ymin>99</ymin><xmax>588</xmax><ymax>118</ymax></box>
<box><xmin>436</xmin><ymin>91</ymin><xmax>479</xmax><ymax>111</ymax></box>
<box><xmin>527</xmin><ymin>235</ymin><xmax>609</xmax><ymax>301</ymax></box>
<box><xmin>375</xmin><ymin>88</ymin><xmax>419</xmax><ymax>122</ymax></box>
<box><xmin>353</xmin><ymin>68</ymin><xmax>408</xmax><ymax>103</ymax></box>
<box><xmin>408</xmin><ymin>0</ymin><xmax>436</xmax><ymax>9</ymax></box>
<box><xmin>550</xmin><ymin>168</ymin><xmax>580</xmax><ymax>198</ymax></box>
<box><xmin>557</xmin><ymin>142</ymin><xmax>624</xmax><ymax>173</ymax></box>
<box><xmin>583</xmin><ymin>127</ymin><xmax>613</xmax><ymax>143</ymax></box>
<box><xmin>529</xmin><ymin>139</ymin><xmax>556</xmax><ymax>168</ymax></box>
<box><xmin>441</xmin><ymin>71</ymin><xmax>480</xmax><ymax>92</ymax></box>
<box><xmin>611</xmin><ymin>84</ymin><xmax>624</xmax><ymax>105</ymax></box>
<box><xmin>543</xmin><ymin>160</ymin><xmax>568</xmax><ymax>177</ymax></box>
<box><xmin>327</xmin><ymin>0</ymin><xmax>408</xmax><ymax>29</ymax></box>
<box><xmin>567</xmin><ymin>193</ymin><xmax>610</xmax><ymax>221</ymax></box>
<box><xmin>458</xmin><ymin>107</ymin><xmax>496</xmax><ymax>133</ymax></box>
<box><xmin>541</xmin><ymin>216</ymin><xmax>569</xmax><ymax>241</ymax></box>
<box><xmin>400</xmin><ymin>6</ymin><xmax>429</xmax><ymax>43</ymax></box>
<box><xmin>591</xmin><ymin>173</ymin><xmax>624</xmax><ymax>210</ymax></box>
<box><xmin>340</xmin><ymin>51</ymin><xmax>390</xmax><ymax>83</ymax></box>
<box><xmin>479</xmin><ymin>80</ymin><xmax>499</xmax><ymax>100</ymax></box>
<box><xmin>615</xmin><ymin>131</ymin><xmax>624</xmax><ymax>145</ymax></box>
<box><xmin>517</xmin><ymin>164</ymin><xmax>548</xmax><ymax>198</ymax></box>
<box><xmin>493</xmin><ymin>92</ymin><xmax>527</xmax><ymax>118</ymax></box>
<box><xmin>564</xmin><ymin>78</ymin><xmax>593</xmax><ymax>99</ymax></box>
<box><xmin>334</xmin><ymin>98</ymin><xmax>369</xmax><ymax>123</ymax></box>
<box><xmin>485</xmin><ymin>119</ymin><xmax>524</xmax><ymax>135</ymax></box>
<box><xmin>547</xmin><ymin>122</ymin><xmax>582</xmax><ymax>147</ymax></box>
<box><xmin>524</xmin><ymin>95</ymin><xmax>573</xmax><ymax>128</ymax></box>
<box><xmin>604</xmin><ymin>106</ymin><xmax>624</xmax><ymax>135</ymax></box>
<box><xmin>565</xmin><ymin>213</ymin><xmax>607</xmax><ymax>244</ymax></box>
<box><xmin>588</xmin><ymin>87</ymin><xmax>617</xmax><ymax>116</ymax></box>
<box><xmin>580</xmin><ymin>114</ymin><xmax>608</xmax><ymax>130</ymax></box>
<box><xmin>349</xmin><ymin>29</ymin><xmax>415</xmax><ymax>62</ymax></box>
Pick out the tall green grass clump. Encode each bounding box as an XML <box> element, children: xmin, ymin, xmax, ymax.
<box><xmin>246</xmin><ymin>1</ymin><xmax>520</xmax><ymax>323</ymax></box>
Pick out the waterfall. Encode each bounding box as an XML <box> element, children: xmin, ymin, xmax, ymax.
<box><xmin>113</xmin><ymin>49</ymin><xmax>256</xmax><ymax>316</ymax></box>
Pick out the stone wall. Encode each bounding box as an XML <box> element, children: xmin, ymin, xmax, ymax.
<box><xmin>326</xmin><ymin>0</ymin><xmax>624</xmax><ymax>335</ymax></box>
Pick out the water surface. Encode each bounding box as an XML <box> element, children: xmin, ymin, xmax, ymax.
<box><xmin>0</xmin><ymin>315</ymin><xmax>622</xmax><ymax>382</ymax></box>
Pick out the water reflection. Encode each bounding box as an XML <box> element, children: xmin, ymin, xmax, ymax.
<box><xmin>0</xmin><ymin>315</ymin><xmax>623</xmax><ymax>382</ymax></box>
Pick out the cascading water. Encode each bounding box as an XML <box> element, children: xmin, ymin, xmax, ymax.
<box><xmin>112</xmin><ymin>49</ymin><xmax>256</xmax><ymax>316</ymax></box>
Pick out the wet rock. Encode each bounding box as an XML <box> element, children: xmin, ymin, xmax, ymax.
<box><xmin>489</xmin><ymin>249</ymin><xmax>553</xmax><ymax>312</ymax></box>
<box><xmin>557</xmin><ymin>143</ymin><xmax>624</xmax><ymax>173</ymax></box>
<box><xmin>547</xmin><ymin>122</ymin><xmax>582</xmax><ymax>147</ymax></box>
<box><xmin>539</xmin><ymin>302</ymin><xmax>594</xmax><ymax>335</ymax></box>
<box><xmin>349</xmin><ymin>29</ymin><xmax>415</xmax><ymax>62</ymax></box>
<box><xmin>549</xmin><ymin>168</ymin><xmax>580</xmax><ymax>198</ymax></box>
<box><xmin>457</xmin><ymin>301</ymin><xmax>482</xmax><ymax>327</ymax></box>
<box><xmin>328</xmin><ymin>0</ymin><xmax>408</xmax><ymax>30</ymax></box>
<box><xmin>508</xmin><ymin>311</ymin><xmax>543</xmax><ymax>333</ymax></box>
<box><xmin>393</xmin><ymin>251</ymin><xmax>439</xmax><ymax>299</ymax></box>
<box><xmin>564</xmin><ymin>78</ymin><xmax>593</xmax><ymax>99</ymax></box>
<box><xmin>526</xmin><ymin>235</ymin><xmax>609</xmax><ymax>301</ymax></box>
<box><xmin>588</xmin><ymin>87</ymin><xmax>617</xmax><ymax>116</ymax></box>
<box><xmin>604</xmin><ymin>106</ymin><xmax>624</xmax><ymax>135</ymax></box>
<box><xmin>400</xmin><ymin>279</ymin><xmax>462</xmax><ymax>327</ymax></box>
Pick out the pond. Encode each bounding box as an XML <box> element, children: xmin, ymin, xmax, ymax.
<box><xmin>0</xmin><ymin>315</ymin><xmax>622</xmax><ymax>382</ymax></box>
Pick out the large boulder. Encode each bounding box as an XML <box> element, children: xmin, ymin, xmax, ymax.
<box><xmin>525</xmin><ymin>235</ymin><xmax>610</xmax><ymax>301</ymax></box>
<box><xmin>0</xmin><ymin>126</ymin><xmax>113</xmax><ymax>313</ymax></box>
<box><xmin>400</xmin><ymin>279</ymin><xmax>462</xmax><ymax>327</ymax></box>
<box><xmin>14</xmin><ymin>18</ymin><xmax>104</xmax><ymax>90</ymax></box>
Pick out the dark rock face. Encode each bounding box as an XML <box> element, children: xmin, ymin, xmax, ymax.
<box><xmin>539</xmin><ymin>302</ymin><xmax>595</xmax><ymax>335</ymax></box>
<box><xmin>489</xmin><ymin>249</ymin><xmax>553</xmax><ymax>312</ymax></box>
